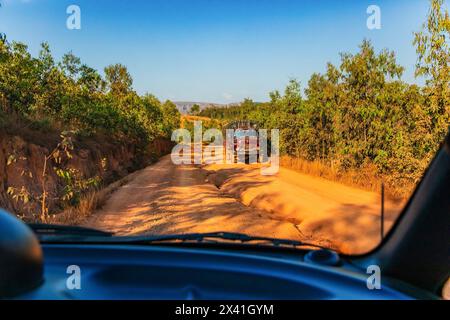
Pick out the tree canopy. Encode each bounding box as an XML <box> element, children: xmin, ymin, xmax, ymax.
<box><xmin>0</xmin><ymin>38</ymin><xmax>180</xmax><ymax>149</ymax></box>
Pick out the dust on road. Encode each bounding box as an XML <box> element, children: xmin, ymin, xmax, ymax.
<box><xmin>84</xmin><ymin>155</ymin><xmax>404</xmax><ymax>254</ymax></box>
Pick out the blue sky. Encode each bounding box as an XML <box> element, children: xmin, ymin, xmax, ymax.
<box><xmin>0</xmin><ymin>0</ymin><xmax>431</xmax><ymax>103</ymax></box>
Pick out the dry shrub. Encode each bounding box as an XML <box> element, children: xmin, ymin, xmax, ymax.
<box><xmin>49</xmin><ymin>190</ymin><xmax>100</xmax><ymax>225</ymax></box>
<box><xmin>49</xmin><ymin>171</ymin><xmax>137</xmax><ymax>226</ymax></box>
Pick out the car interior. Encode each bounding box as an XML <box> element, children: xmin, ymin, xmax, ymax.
<box><xmin>1</xmin><ymin>131</ymin><xmax>448</xmax><ymax>300</ymax></box>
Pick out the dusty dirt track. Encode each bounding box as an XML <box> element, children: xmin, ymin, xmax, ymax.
<box><xmin>84</xmin><ymin>154</ymin><xmax>404</xmax><ymax>254</ymax></box>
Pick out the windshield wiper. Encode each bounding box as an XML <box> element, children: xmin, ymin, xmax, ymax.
<box><xmin>33</xmin><ymin>228</ymin><xmax>332</xmax><ymax>251</ymax></box>
<box><xmin>28</xmin><ymin>223</ymin><xmax>114</xmax><ymax>237</ymax></box>
<box><xmin>119</xmin><ymin>231</ymin><xmax>327</xmax><ymax>250</ymax></box>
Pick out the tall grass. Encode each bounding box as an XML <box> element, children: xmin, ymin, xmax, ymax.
<box><xmin>280</xmin><ymin>156</ymin><xmax>412</xmax><ymax>201</ymax></box>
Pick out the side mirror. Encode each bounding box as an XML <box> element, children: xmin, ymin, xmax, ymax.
<box><xmin>0</xmin><ymin>209</ymin><xmax>44</xmax><ymax>298</ymax></box>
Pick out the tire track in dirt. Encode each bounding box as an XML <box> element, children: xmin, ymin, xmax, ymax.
<box><xmin>83</xmin><ymin>155</ymin><xmax>305</xmax><ymax>241</ymax></box>
<box><xmin>84</xmin><ymin>154</ymin><xmax>404</xmax><ymax>254</ymax></box>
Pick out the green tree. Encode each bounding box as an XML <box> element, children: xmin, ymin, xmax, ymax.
<box><xmin>61</xmin><ymin>51</ymin><xmax>81</xmax><ymax>79</ymax></box>
<box><xmin>303</xmin><ymin>63</ymin><xmax>340</xmax><ymax>160</ymax></box>
<box><xmin>104</xmin><ymin>63</ymin><xmax>133</xmax><ymax>97</ymax></box>
<box><xmin>78</xmin><ymin>64</ymin><xmax>104</xmax><ymax>93</ymax></box>
<box><xmin>190</xmin><ymin>104</ymin><xmax>200</xmax><ymax>115</ymax></box>
<box><xmin>161</xmin><ymin>100</ymin><xmax>181</xmax><ymax>136</ymax></box>
<box><xmin>414</xmin><ymin>0</ymin><xmax>450</xmax><ymax>143</ymax></box>
<box><xmin>337</xmin><ymin>40</ymin><xmax>404</xmax><ymax>168</ymax></box>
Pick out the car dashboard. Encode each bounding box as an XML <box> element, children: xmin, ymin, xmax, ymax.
<box><xmin>17</xmin><ymin>244</ymin><xmax>417</xmax><ymax>300</ymax></box>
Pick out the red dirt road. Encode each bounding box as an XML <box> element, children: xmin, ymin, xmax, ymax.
<box><xmin>84</xmin><ymin>155</ymin><xmax>404</xmax><ymax>254</ymax></box>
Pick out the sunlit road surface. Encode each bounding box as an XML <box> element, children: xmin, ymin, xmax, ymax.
<box><xmin>84</xmin><ymin>147</ymin><xmax>404</xmax><ymax>254</ymax></box>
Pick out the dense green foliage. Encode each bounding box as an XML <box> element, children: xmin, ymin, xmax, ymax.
<box><xmin>0</xmin><ymin>35</ymin><xmax>181</xmax><ymax>220</ymax></box>
<box><xmin>190</xmin><ymin>104</ymin><xmax>201</xmax><ymax>115</ymax></box>
<box><xmin>201</xmin><ymin>1</ymin><xmax>450</xmax><ymax>192</ymax></box>
<box><xmin>0</xmin><ymin>37</ymin><xmax>180</xmax><ymax>149</ymax></box>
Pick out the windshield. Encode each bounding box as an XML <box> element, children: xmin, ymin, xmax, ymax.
<box><xmin>235</xmin><ymin>130</ymin><xmax>257</xmax><ymax>137</ymax></box>
<box><xmin>0</xmin><ymin>0</ymin><xmax>448</xmax><ymax>256</ymax></box>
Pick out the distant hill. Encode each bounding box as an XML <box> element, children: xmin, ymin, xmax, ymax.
<box><xmin>174</xmin><ymin>101</ymin><xmax>238</xmax><ymax>114</ymax></box>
